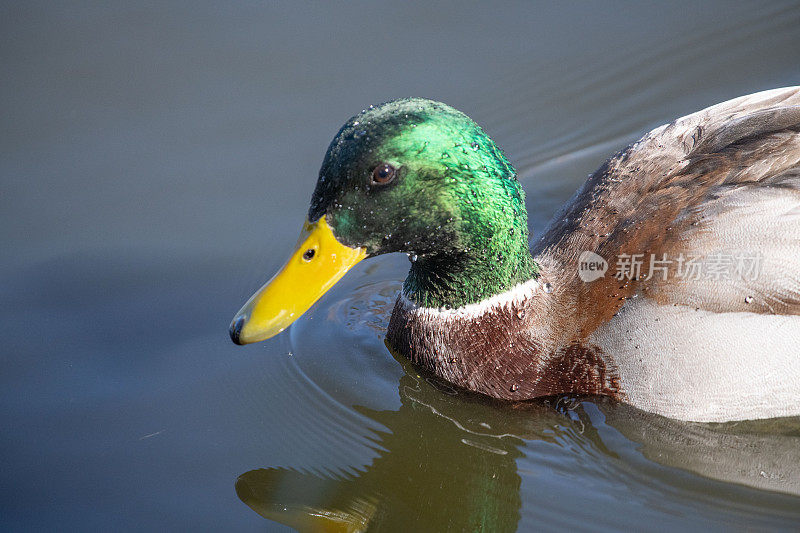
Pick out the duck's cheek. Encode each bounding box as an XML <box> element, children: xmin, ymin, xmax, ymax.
<box><xmin>326</xmin><ymin>209</ymin><xmax>388</xmax><ymax>253</ymax></box>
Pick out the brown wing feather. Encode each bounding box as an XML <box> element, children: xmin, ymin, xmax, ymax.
<box><xmin>533</xmin><ymin>87</ymin><xmax>800</xmax><ymax>338</ymax></box>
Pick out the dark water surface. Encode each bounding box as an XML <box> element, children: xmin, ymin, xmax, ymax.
<box><xmin>3</xmin><ymin>2</ymin><xmax>800</xmax><ymax>530</ymax></box>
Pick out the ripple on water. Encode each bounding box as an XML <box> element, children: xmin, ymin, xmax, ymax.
<box><xmin>236</xmin><ymin>257</ymin><xmax>408</xmax><ymax>475</ymax></box>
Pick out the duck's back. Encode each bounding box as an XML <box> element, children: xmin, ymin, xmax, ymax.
<box><xmin>534</xmin><ymin>86</ymin><xmax>800</xmax><ymax>421</ymax></box>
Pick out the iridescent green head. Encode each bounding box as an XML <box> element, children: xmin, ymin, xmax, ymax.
<box><xmin>230</xmin><ymin>98</ymin><xmax>540</xmax><ymax>344</ymax></box>
<box><xmin>309</xmin><ymin>98</ymin><xmax>538</xmax><ymax>308</ymax></box>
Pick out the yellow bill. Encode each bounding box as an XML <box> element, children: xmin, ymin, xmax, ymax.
<box><xmin>230</xmin><ymin>215</ymin><xmax>366</xmax><ymax>344</ymax></box>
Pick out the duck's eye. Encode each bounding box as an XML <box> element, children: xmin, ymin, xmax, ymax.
<box><xmin>371</xmin><ymin>163</ymin><xmax>396</xmax><ymax>186</ymax></box>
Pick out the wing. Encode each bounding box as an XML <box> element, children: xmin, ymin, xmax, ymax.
<box><xmin>650</xmin><ymin>171</ymin><xmax>800</xmax><ymax>314</ymax></box>
<box><xmin>533</xmin><ymin>86</ymin><xmax>800</xmax><ymax>333</ymax></box>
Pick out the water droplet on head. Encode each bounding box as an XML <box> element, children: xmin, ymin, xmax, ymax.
<box><xmin>543</xmin><ymin>282</ymin><xmax>553</xmax><ymax>293</ymax></box>
<box><xmin>354</xmin><ymin>130</ymin><xmax>367</xmax><ymax>138</ymax></box>
<box><xmin>515</xmin><ymin>309</ymin><xmax>525</xmax><ymax>319</ymax></box>
<box><xmin>510</xmin><ymin>384</ymin><xmax>519</xmax><ymax>392</ymax></box>
<box><xmin>471</xmin><ymin>142</ymin><xmax>480</xmax><ymax>151</ymax></box>
<box><xmin>409</xmin><ymin>254</ymin><xmax>418</xmax><ymax>263</ymax></box>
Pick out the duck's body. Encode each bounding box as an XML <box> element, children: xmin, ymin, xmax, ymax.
<box><xmin>232</xmin><ymin>87</ymin><xmax>800</xmax><ymax>422</ymax></box>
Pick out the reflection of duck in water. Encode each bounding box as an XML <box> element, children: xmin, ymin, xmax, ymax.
<box><xmin>231</xmin><ymin>87</ymin><xmax>800</xmax><ymax>422</ymax></box>
<box><xmin>236</xmin><ymin>357</ymin><xmax>577</xmax><ymax>532</ymax></box>
<box><xmin>236</xmin><ymin>355</ymin><xmax>800</xmax><ymax>531</ymax></box>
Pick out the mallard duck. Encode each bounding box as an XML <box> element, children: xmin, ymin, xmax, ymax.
<box><xmin>230</xmin><ymin>87</ymin><xmax>800</xmax><ymax>422</ymax></box>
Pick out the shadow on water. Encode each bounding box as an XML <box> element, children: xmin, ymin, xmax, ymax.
<box><xmin>236</xmin><ymin>285</ymin><xmax>800</xmax><ymax>531</ymax></box>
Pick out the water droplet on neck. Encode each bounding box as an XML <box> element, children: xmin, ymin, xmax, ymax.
<box><xmin>744</xmin><ymin>296</ymin><xmax>754</xmax><ymax>304</ymax></box>
<box><xmin>408</xmin><ymin>253</ymin><xmax>418</xmax><ymax>263</ymax></box>
<box><xmin>510</xmin><ymin>384</ymin><xmax>519</xmax><ymax>392</ymax></box>
<box><xmin>354</xmin><ymin>130</ymin><xmax>367</xmax><ymax>138</ymax></box>
<box><xmin>471</xmin><ymin>142</ymin><xmax>480</xmax><ymax>151</ymax></box>
<box><xmin>543</xmin><ymin>282</ymin><xmax>553</xmax><ymax>294</ymax></box>
<box><xmin>515</xmin><ymin>309</ymin><xmax>525</xmax><ymax>319</ymax></box>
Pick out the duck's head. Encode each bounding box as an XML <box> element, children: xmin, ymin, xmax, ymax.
<box><xmin>231</xmin><ymin>98</ymin><xmax>535</xmax><ymax>345</ymax></box>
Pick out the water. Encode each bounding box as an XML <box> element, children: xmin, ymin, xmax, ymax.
<box><xmin>2</xmin><ymin>2</ymin><xmax>800</xmax><ymax>530</ymax></box>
